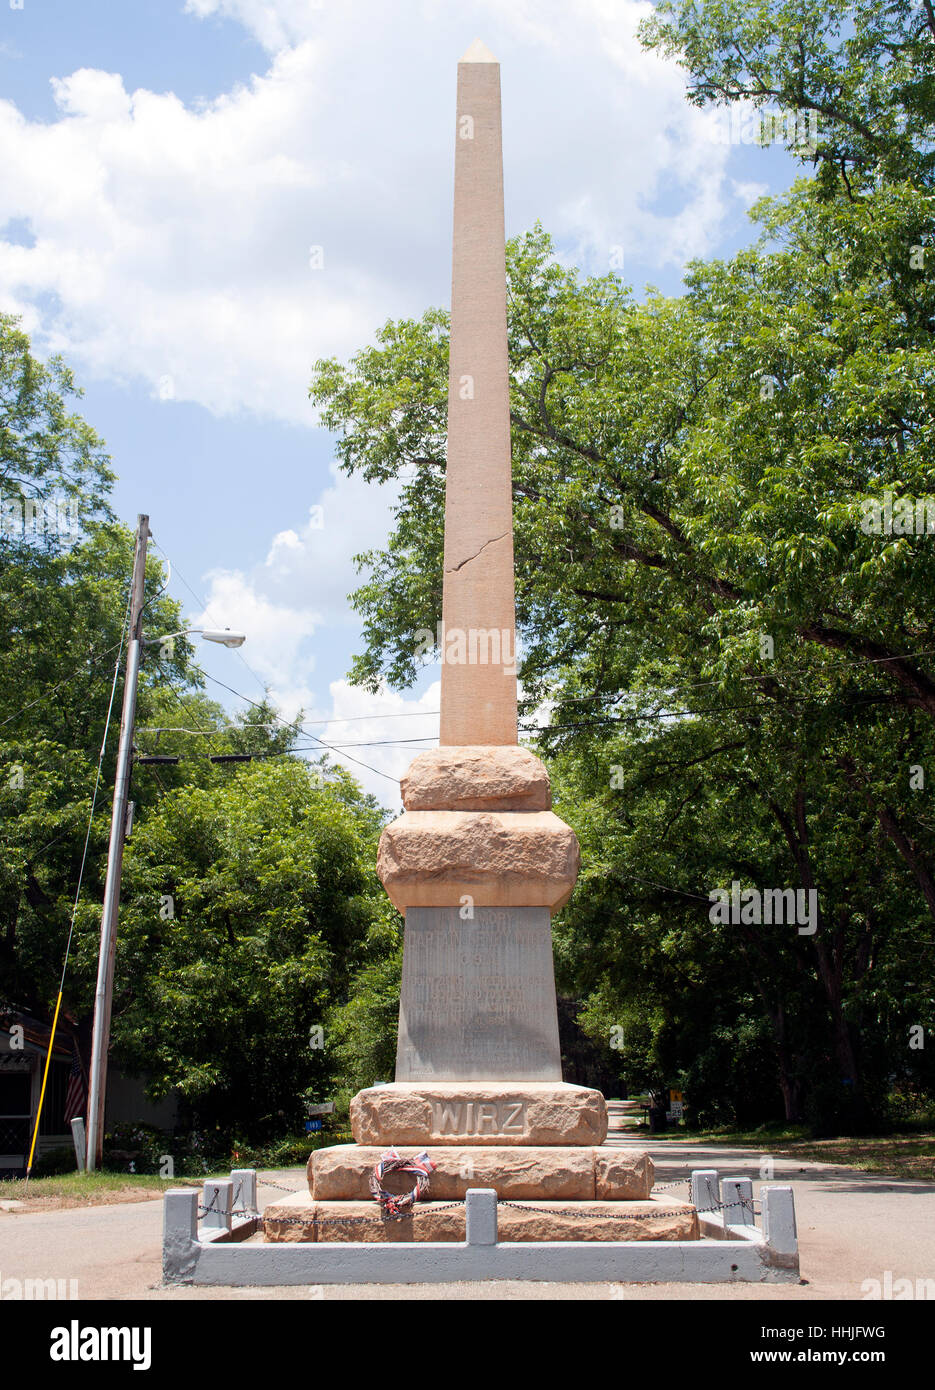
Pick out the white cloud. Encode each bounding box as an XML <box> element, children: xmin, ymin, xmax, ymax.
<box><xmin>183</xmin><ymin>0</ymin><xmax>324</xmax><ymax>53</ymax></box>
<box><xmin>732</xmin><ymin>179</ymin><xmax>770</xmax><ymax>206</ymax></box>
<box><xmin>257</xmin><ymin>465</ymin><xmax>401</xmax><ymax>627</ymax></box>
<box><xmin>310</xmin><ymin>678</ymin><xmax>440</xmax><ymax>808</ymax></box>
<box><xmin>195</xmin><ymin>566</ymin><xmax>319</xmax><ymax>688</ymax></box>
<box><xmin>0</xmin><ymin>0</ymin><xmax>737</xmax><ymax>425</ymax></box>
<box><xmin>190</xmin><ymin>459</ymin><xmax>408</xmax><ymax>794</ymax></box>
<box><xmin>0</xmin><ymin>0</ymin><xmax>764</xmax><ymax>790</ymax></box>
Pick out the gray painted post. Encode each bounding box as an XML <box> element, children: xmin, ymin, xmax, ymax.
<box><xmin>722</xmin><ymin>1176</ymin><xmax>754</xmax><ymax>1227</ymax></box>
<box><xmin>202</xmin><ymin>1178</ymin><xmax>233</xmax><ymax>1232</ymax></box>
<box><xmin>465</xmin><ymin>1188</ymin><xmax>498</xmax><ymax>1246</ymax></box>
<box><xmin>70</xmin><ymin>1117</ymin><xmax>86</xmax><ymax>1172</ymax></box>
<box><xmin>163</xmin><ymin>1189</ymin><xmax>199</xmax><ymax>1283</ymax></box>
<box><xmin>231</xmin><ymin>1168</ymin><xmax>257</xmax><ymax>1216</ymax></box>
<box><xmin>761</xmin><ymin>1185</ymin><xmax>797</xmax><ymax>1255</ymax></box>
<box><xmin>691</xmin><ymin>1169</ymin><xmax>720</xmax><ymax>1216</ymax></box>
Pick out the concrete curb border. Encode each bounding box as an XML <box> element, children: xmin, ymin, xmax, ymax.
<box><xmin>162</xmin><ymin>1168</ymin><xmax>799</xmax><ymax>1286</ymax></box>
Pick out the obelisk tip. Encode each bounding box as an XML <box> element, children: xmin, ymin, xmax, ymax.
<box><xmin>459</xmin><ymin>38</ymin><xmax>498</xmax><ymax>64</ymax></box>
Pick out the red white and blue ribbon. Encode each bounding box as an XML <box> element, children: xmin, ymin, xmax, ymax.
<box><xmin>369</xmin><ymin>1147</ymin><xmax>436</xmax><ymax>1218</ymax></box>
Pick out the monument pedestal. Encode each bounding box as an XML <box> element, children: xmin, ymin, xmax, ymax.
<box><xmin>349</xmin><ymin>1081</ymin><xmax>606</xmax><ymax>1146</ymax></box>
<box><xmin>310</xmin><ymin>1143</ymin><xmax>652</xmax><ymax>1200</ymax></box>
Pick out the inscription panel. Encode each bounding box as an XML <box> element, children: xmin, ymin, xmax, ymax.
<box><xmin>395</xmin><ymin>906</ymin><xmax>562</xmax><ymax>1081</ymax></box>
<box><xmin>432</xmin><ymin>1099</ymin><xmax>527</xmax><ymax>1136</ymax></box>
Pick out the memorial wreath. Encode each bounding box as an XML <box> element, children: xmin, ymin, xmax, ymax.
<box><xmin>369</xmin><ymin>1147</ymin><xmax>436</xmax><ymax>1218</ymax></box>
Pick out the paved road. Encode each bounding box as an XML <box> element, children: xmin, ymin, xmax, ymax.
<box><xmin>1</xmin><ymin>1143</ymin><xmax>933</xmax><ymax>1300</ymax></box>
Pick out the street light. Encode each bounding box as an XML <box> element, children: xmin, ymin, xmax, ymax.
<box><xmin>148</xmin><ymin>628</ymin><xmax>247</xmax><ymax>649</ymax></box>
<box><xmin>85</xmin><ymin>516</ymin><xmax>247</xmax><ymax>1170</ymax></box>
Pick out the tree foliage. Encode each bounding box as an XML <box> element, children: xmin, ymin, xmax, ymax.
<box><xmin>112</xmin><ymin>759</ymin><xmax>392</xmax><ymax>1138</ymax></box>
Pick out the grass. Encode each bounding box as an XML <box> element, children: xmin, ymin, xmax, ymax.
<box><xmin>0</xmin><ymin>1170</ymin><xmax>202</xmax><ymax>1209</ymax></box>
<box><xmin>624</xmin><ymin>1122</ymin><xmax>935</xmax><ymax>1181</ymax></box>
<box><xmin>1</xmin><ymin>1159</ymin><xmax>313</xmax><ymax>1210</ymax></box>
<box><xmin>770</xmin><ymin>1135</ymin><xmax>935</xmax><ymax>1182</ymax></box>
<box><xmin>645</xmin><ymin>1123</ymin><xmax>810</xmax><ymax>1145</ymax></box>
<box><xmin>7</xmin><ymin>1127</ymin><xmax>932</xmax><ymax>1206</ymax></box>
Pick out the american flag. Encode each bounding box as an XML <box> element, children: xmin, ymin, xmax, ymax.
<box><xmin>63</xmin><ymin>1038</ymin><xmax>86</xmax><ymax>1125</ymax></box>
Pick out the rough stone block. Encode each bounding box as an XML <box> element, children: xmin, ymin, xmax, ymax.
<box><xmin>350</xmin><ymin>1082</ymin><xmax>607</xmax><ymax>1147</ymax></box>
<box><xmin>377</xmin><ymin>810</ymin><xmax>579</xmax><ymax>913</ymax></box>
<box><xmin>309</xmin><ymin>1144</ymin><xmax>598</xmax><ymax>1201</ymax></box>
<box><xmin>401</xmin><ymin>745</ymin><xmax>551</xmax><ymax>811</ymax></box>
<box><xmin>593</xmin><ymin>1148</ymin><xmax>654</xmax><ymax>1200</ymax></box>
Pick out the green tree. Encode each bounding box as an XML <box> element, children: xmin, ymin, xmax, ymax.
<box><xmin>111</xmin><ymin>759</ymin><xmax>391</xmax><ymax>1139</ymax></box>
<box><xmin>1</xmin><ymin>316</ymin><xmax>401</xmax><ymax>1142</ymax></box>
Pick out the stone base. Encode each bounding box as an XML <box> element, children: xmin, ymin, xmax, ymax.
<box><xmin>395</xmin><ymin>907</ymin><xmax>562</xmax><ymax>1081</ymax></box>
<box><xmin>309</xmin><ymin>1144</ymin><xmax>652</xmax><ymax>1202</ymax></box>
<box><xmin>377</xmin><ymin>810</ymin><xmax>579</xmax><ymax>913</ymax></box>
<box><xmin>401</xmin><ymin>746</ymin><xmax>552</xmax><ymax>812</ymax></box>
<box><xmin>350</xmin><ymin>1082</ymin><xmax>607</xmax><ymax>1146</ymax></box>
<box><xmin>263</xmin><ymin>1192</ymin><xmax>698</xmax><ymax>1244</ymax></box>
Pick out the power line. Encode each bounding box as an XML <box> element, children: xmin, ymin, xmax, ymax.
<box><xmin>24</xmin><ymin>584</ymin><xmax>132</xmax><ymax>1183</ymax></box>
<box><xmin>290</xmin><ymin>709</ymin><xmax>440</xmax><ymax>726</ymax></box>
<box><xmin>150</xmin><ymin>670</ymin><xmax>224</xmax><ymax>759</ymax></box>
<box><xmin>518</xmin><ymin>644</ymin><xmax>935</xmax><ymax>710</ymax></box>
<box><xmin>529</xmin><ymin>689</ymin><xmax>900</xmax><ymax>738</ymax></box>
<box><xmin>57</xmin><ymin>592</ymin><xmax>132</xmax><ymax>977</ymax></box>
<box><xmin>148</xmin><ymin>537</ymin><xmax>407</xmax><ymax>782</ymax></box>
<box><xmin>136</xmin><ymin>706</ymin><xmax>440</xmax><ymax>732</ymax></box>
<box><xmin>614</xmin><ymin>872</ymin><xmax>713</xmax><ymax>904</ymax></box>
<box><xmin>149</xmin><ymin>538</ymin><xmax>269</xmax><ymax>698</ymax></box>
<box><xmin>0</xmin><ymin>635</ymin><xmax>127</xmax><ymax>732</ymax></box>
<box><xmin>124</xmin><ymin>629</ymin><xmax>935</xmax><ymax>734</ymax></box>
<box><xmin>130</xmin><ymin>686</ymin><xmax>904</xmax><ymax>755</ymax></box>
<box><xmin>198</xmin><ymin>669</ymin><xmax>402</xmax><ymax>784</ymax></box>
<box><xmin>0</xmin><ymin>533</ymin><xmax>203</xmax><ymax>739</ymax></box>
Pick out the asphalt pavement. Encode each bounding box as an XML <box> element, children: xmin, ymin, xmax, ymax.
<box><xmin>1</xmin><ymin>1141</ymin><xmax>932</xmax><ymax>1300</ymax></box>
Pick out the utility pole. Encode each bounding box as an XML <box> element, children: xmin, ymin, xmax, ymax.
<box><xmin>86</xmin><ymin>514</ymin><xmax>150</xmax><ymax>1170</ymax></box>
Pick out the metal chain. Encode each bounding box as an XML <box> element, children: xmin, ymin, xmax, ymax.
<box><xmin>205</xmin><ymin>1176</ymin><xmax>761</xmax><ymax>1227</ymax></box>
<box><xmin>646</xmin><ymin>1178</ymin><xmax>761</xmax><ymax>1215</ymax></box>
<box><xmin>260</xmin><ymin>1200</ymin><xmax>466</xmax><ymax>1228</ymax></box>
<box><xmin>262</xmin><ymin>1199</ymin><xmax>703</xmax><ymax>1229</ymax></box>
<box><xmin>498</xmin><ymin>1200</ymin><xmax>698</xmax><ymax>1223</ymax></box>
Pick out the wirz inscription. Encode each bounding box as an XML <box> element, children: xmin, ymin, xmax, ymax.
<box><xmin>433</xmin><ymin>1099</ymin><xmax>526</xmax><ymax>1136</ymax></box>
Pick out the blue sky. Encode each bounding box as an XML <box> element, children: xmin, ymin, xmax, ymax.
<box><xmin>0</xmin><ymin>0</ymin><xmax>804</xmax><ymax>805</ymax></box>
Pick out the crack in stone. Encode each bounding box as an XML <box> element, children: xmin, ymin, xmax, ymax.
<box><xmin>446</xmin><ymin>531</ymin><xmax>509</xmax><ymax>573</ymax></box>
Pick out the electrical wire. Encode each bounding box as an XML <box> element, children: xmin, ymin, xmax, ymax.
<box><xmin>198</xmin><ymin>669</ymin><xmax>401</xmax><ymax>783</ymax></box>
<box><xmin>24</xmin><ymin>584</ymin><xmax>132</xmax><ymax>1181</ymax></box>
<box><xmin>149</xmin><ymin>539</ymin><xmax>268</xmax><ymax>697</ymax></box>
<box><xmin>517</xmin><ymin>644</ymin><xmax>935</xmax><ymax>710</ymax></box>
<box><xmin>151</xmin><ymin>674</ymin><xmax>224</xmax><ymax>759</ymax></box>
<box><xmin>0</xmin><ymin>636</ymin><xmax>127</xmax><ymax>732</ymax></box>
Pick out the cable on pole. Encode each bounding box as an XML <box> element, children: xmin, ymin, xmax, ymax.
<box><xmin>23</xmin><ymin>584</ymin><xmax>133</xmax><ymax>1183</ymax></box>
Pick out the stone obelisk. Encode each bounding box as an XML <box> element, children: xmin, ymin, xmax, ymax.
<box><xmin>441</xmin><ymin>37</ymin><xmax>517</xmax><ymax>748</ymax></box>
<box><xmin>373</xmin><ymin>39</ymin><xmax>582</xmax><ymax>1096</ymax></box>
<box><xmin>263</xmin><ymin>48</ymin><xmax>691</xmax><ymax>1241</ymax></box>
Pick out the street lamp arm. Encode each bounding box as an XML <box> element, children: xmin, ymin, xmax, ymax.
<box><xmin>145</xmin><ymin>628</ymin><xmax>246</xmax><ymax>648</ymax></box>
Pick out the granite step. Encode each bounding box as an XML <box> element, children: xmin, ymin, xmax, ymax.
<box><xmin>263</xmin><ymin>1192</ymin><xmax>699</xmax><ymax>1244</ymax></box>
<box><xmin>351</xmin><ymin>1081</ymin><xmax>607</xmax><ymax>1146</ymax></box>
<box><xmin>309</xmin><ymin>1143</ymin><xmax>652</xmax><ymax>1202</ymax></box>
